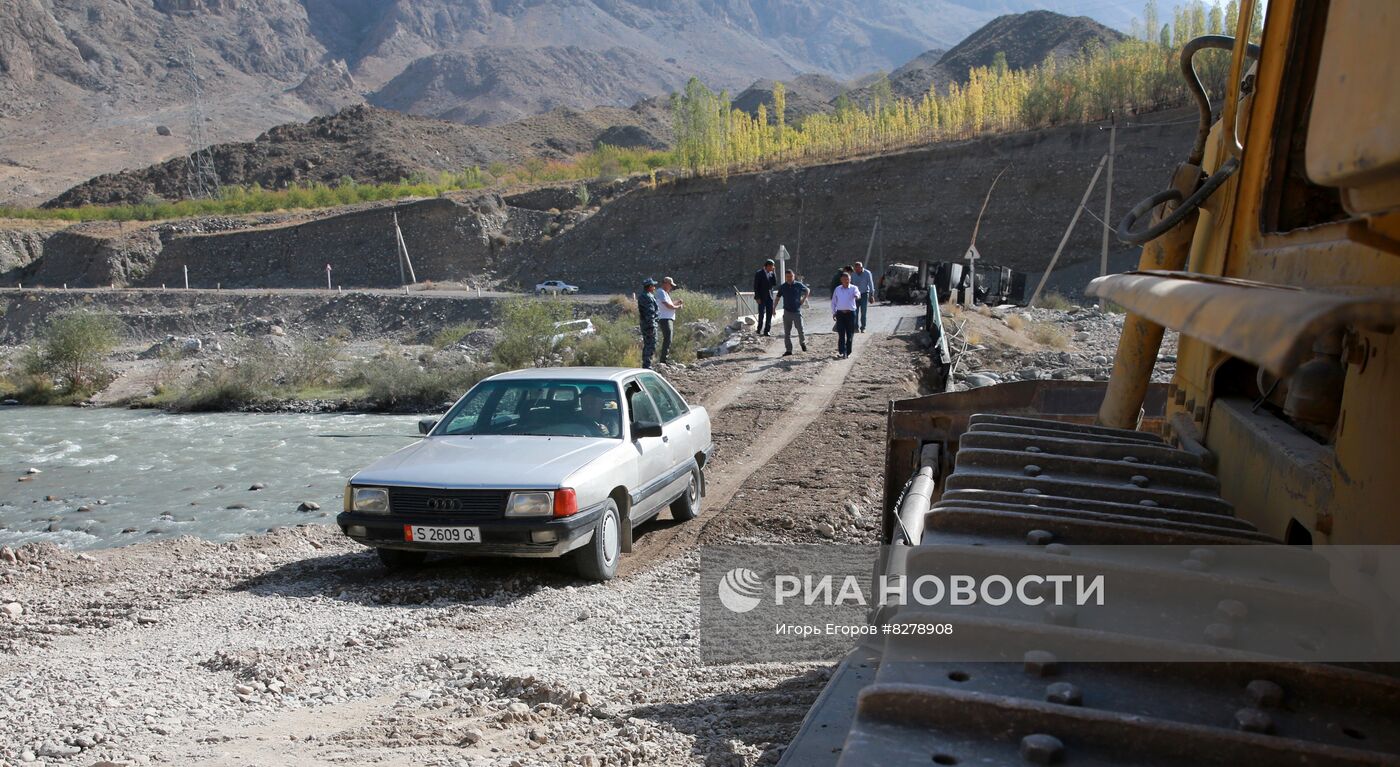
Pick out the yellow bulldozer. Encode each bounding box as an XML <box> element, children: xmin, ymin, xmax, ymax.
<box><xmin>781</xmin><ymin>0</ymin><xmax>1400</xmax><ymax>763</ymax></box>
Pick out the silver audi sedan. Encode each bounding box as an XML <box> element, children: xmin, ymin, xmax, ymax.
<box><xmin>338</xmin><ymin>368</ymin><xmax>713</xmax><ymax>581</ymax></box>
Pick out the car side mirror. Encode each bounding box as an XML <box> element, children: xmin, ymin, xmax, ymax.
<box><xmin>418</xmin><ymin>418</ymin><xmax>438</xmax><ymax>435</ymax></box>
<box><xmin>632</xmin><ymin>420</ymin><xmax>663</xmax><ymax>439</ymax></box>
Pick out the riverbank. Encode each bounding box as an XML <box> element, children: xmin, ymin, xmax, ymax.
<box><xmin>0</xmin><ymin>288</ymin><xmax>740</xmax><ymax>414</ymax></box>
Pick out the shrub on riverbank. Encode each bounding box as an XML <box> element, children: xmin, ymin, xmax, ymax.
<box><xmin>493</xmin><ymin>298</ymin><xmax>572</xmax><ymax>369</ymax></box>
<box><xmin>14</xmin><ymin>312</ymin><xmax>121</xmax><ymax>403</ymax></box>
<box><xmin>345</xmin><ymin>350</ymin><xmax>492</xmax><ymax>410</ymax></box>
<box><xmin>571</xmin><ymin>317</ymin><xmax>642</xmax><ymax>368</ymax></box>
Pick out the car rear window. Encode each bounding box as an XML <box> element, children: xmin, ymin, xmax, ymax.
<box><xmin>437</xmin><ymin>378</ymin><xmax>621</xmax><ymax>439</ymax></box>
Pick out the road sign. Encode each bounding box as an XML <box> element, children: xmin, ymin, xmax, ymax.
<box><xmin>965</xmin><ymin>244</ymin><xmax>980</xmax><ymax>261</ymax></box>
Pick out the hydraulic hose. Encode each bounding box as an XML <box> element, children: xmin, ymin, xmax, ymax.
<box><xmin>1116</xmin><ymin>35</ymin><xmax>1260</xmax><ymax>246</ymax></box>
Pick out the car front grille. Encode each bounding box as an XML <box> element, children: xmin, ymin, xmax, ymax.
<box><xmin>387</xmin><ymin>487</ymin><xmax>510</xmax><ymax>517</ymax></box>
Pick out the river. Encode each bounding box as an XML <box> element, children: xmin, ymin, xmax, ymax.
<box><xmin>0</xmin><ymin>407</ymin><xmax>422</xmax><ymax>550</ymax></box>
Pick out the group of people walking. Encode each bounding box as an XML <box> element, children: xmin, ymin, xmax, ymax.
<box><xmin>632</xmin><ymin>258</ymin><xmax>874</xmax><ymax>369</ymax></box>
<box><xmin>753</xmin><ymin>258</ymin><xmax>875</xmax><ymax>359</ymax></box>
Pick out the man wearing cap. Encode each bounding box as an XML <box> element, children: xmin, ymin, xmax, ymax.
<box><xmin>656</xmin><ymin>276</ymin><xmax>685</xmax><ymax>364</ymax></box>
<box><xmin>753</xmin><ymin>259</ymin><xmax>778</xmax><ymax>336</ymax></box>
<box><xmin>639</xmin><ymin>278</ymin><xmax>659</xmax><ymax>369</ymax></box>
<box><xmin>851</xmin><ymin>261</ymin><xmax>876</xmax><ymax>332</ymax></box>
<box><xmin>775</xmin><ymin>268</ymin><xmax>809</xmax><ymax>356</ymax></box>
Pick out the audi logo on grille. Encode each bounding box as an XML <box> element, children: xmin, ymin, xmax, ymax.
<box><xmin>425</xmin><ymin>497</ymin><xmax>463</xmax><ymax>512</ymax></box>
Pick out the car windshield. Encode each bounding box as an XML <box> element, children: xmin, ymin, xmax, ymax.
<box><xmin>435</xmin><ymin>378</ymin><xmax>622</xmax><ymax>439</ymax></box>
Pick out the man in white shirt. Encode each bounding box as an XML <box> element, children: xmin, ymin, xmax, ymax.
<box><xmin>850</xmin><ymin>261</ymin><xmax>876</xmax><ymax>332</ymax></box>
<box><xmin>656</xmin><ymin>276</ymin><xmax>684</xmax><ymax>364</ymax></box>
<box><xmin>830</xmin><ymin>271</ymin><xmax>860</xmax><ymax>359</ymax></box>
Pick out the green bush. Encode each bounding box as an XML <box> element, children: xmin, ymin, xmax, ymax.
<box><xmin>22</xmin><ymin>311</ymin><xmax>121</xmax><ymax>398</ymax></box>
<box><xmin>493</xmin><ymin>298</ymin><xmax>572</xmax><ymax>369</ymax></box>
<box><xmin>1037</xmin><ymin>292</ymin><xmax>1075</xmax><ymax>311</ymax></box>
<box><xmin>287</xmin><ymin>337</ymin><xmax>344</xmax><ymax>389</ymax></box>
<box><xmin>672</xmin><ymin>290</ymin><xmax>731</xmax><ymax>326</ymax></box>
<box><xmin>346</xmin><ymin>352</ymin><xmax>493</xmax><ymax>410</ymax></box>
<box><xmin>169</xmin><ymin>340</ymin><xmax>281</xmax><ymax>411</ymax></box>
<box><xmin>608</xmin><ymin>294</ymin><xmax>638</xmax><ymax>318</ymax></box>
<box><xmin>571</xmin><ymin>317</ymin><xmax>640</xmax><ymax>367</ymax></box>
<box><xmin>431</xmin><ymin>321</ymin><xmax>481</xmax><ymax>349</ymax></box>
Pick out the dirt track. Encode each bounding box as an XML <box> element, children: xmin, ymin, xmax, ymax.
<box><xmin>0</xmin><ymin>303</ymin><xmax>926</xmax><ymax>766</ymax></box>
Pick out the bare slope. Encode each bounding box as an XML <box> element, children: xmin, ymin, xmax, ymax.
<box><xmin>871</xmin><ymin>10</ymin><xmax>1127</xmax><ymax>100</ymax></box>
<box><xmin>367</xmin><ymin>47</ymin><xmax>689</xmax><ymax>126</ymax></box>
<box><xmin>1</xmin><ymin>0</ymin><xmax>1138</xmax><ymax>205</ymax></box>
<box><xmin>45</xmin><ymin>104</ymin><xmax>673</xmax><ymax>208</ymax></box>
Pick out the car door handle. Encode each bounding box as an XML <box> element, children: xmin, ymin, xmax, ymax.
<box><xmin>662</xmin><ymin>436</ymin><xmax>669</xmax><ymax>443</ymax></box>
<box><xmin>685</xmin><ymin>424</ymin><xmax>692</xmax><ymax>431</ymax></box>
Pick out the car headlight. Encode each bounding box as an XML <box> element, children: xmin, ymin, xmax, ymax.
<box><xmin>351</xmin><ymin>487</ymin><xmax>389</xmax><ymax>514</ymax></box>
<box><xmin>505</xmin><ymin>491</ymin><xmax>553</xmax><ymax>517</ymax></box>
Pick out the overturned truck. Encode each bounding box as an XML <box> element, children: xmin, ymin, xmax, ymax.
<box><xmin>882</xmin><ymin>261</ymin><xmax>1027</xmax><ymax>306</ymax></box>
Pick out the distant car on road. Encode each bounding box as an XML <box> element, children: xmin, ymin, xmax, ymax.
<box><xmin>535</xmin><ymin>279</ymin><xmax>579</xmax><ymax>295</ymax></box>
<box><xmin>338</xmin><ymin>368</ymin><xmax>712</xmax><ymax>581</ymax></box>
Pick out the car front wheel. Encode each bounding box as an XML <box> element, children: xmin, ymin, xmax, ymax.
<box><xmin>377</xmin><ymin>548</ymin><xmax>427</xmax><ymax>571</ymax></box>
<box><xmin>670</xmin><ymin>467</ymin><xmax>703</xmax><ymax>521</ymax></box>
<box><xmin>573</xmin><ymin>500</ymin><xmax>621</xmax><ymax>581</ymax></box>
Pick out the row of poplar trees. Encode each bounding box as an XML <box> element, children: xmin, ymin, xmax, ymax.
<box><xmin>671</xmin><ymin>0</ymin><xmax>1259</xmax><ymax>176</ymax></box>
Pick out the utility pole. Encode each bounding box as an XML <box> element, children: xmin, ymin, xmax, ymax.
<box><xmin>1029</xmin><ymin>154</ymin><xmax>1107</xmax><ymax>307</ymax></box>
<box><xmin>1099</xmin><ymin>113</ymin><xmax>1117</xmax><ymax>309</ymax></box>
<box><xmin>393</xmin><ymin>211</ymin><xmax>417</xmax><ymax>285</ymax></box>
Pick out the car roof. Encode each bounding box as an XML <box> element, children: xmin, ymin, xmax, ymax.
<box><xmin>486</xmin><ymin>367</ymin><xmax>647</xmax><ymax>383</ymax></box>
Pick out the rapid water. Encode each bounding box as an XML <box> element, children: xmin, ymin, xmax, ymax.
<box><xmin>0</xmin><ymin>407</ymin><xmax>422</xmax><ymax>550</ymax></box>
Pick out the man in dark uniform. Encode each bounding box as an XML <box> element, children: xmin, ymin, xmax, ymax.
<box><xmin>639</xmin><ymin>278</ymin><xmax>659</xmax><ymax>368</ymax></box>
<box><xmin>753</xmin><ymin>259</ymin><xmax>778</xmax><ymax>336</ymax></box>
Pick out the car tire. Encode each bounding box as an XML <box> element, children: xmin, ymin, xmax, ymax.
<box><xmin>573</xmin><ymin>500</ymin><xmax>621</xmax><ymax>581</ymax></box>
<box><xmin>670</xmin><ymin>467</ymin><xmax>703</xmax><ymax>522</ymax></box>
<box><xmin>377</xmin><ymin>548</ymin><xmax>427</xmax><ymax>570</ymax></box>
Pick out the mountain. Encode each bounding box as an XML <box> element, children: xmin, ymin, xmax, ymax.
<box><xmin>44</xmin><ymin>103</ymin><xmax>673</xmax><ymax>208</ymax></box>
<box><xmin>732</xmin><ymin>74</ymin><xmax>848</xmax><ymax>123</ymax></box>
<box><xmin>368</xmin><ymin>47</ymin><xmax>688</xmax><ymax>126</ymax></box>
<box><xmin>1</xmin><ymin>0</ymin><xmax>1143</xmax><ymax>205</ymax></box>
<box><xmin>881</xmin><ymin>10</ymin><xmax>1128</xmax><ymax>99</ymax></box>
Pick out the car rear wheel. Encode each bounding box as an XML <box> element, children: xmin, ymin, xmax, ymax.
<box><xmin>573</xmin><ymin>500</ymin><xmax>621</xmax><ymax>581</ymax></box>
<box><xmin>377</xmin><ymin>548</ymin><xmax>427</xmax><ymax>570</ymax></box>
<box><xmin>670</xmin><ymin>467</ymin><xmax>703</xmax><ymax>521</ymax></box>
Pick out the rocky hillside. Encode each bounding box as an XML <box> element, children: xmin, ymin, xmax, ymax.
<box><xmin>868</xmin><ymin>11</ymin><xmax>1128</xmax><ymax>101</ymax></box>
<box><xmin>1</xmin><ymin>0</ymin><xmax>1137</xmax><ymax>205</ymax></box>
<box><xmin>45</xmin><ymin>104</ymin><xmax>673</xmax><ymax>208</ymax></box>
<box><xmin>10</xmin><ymin>109</ymin><xmax>1197</xmax><ymax>296</ymax></box>
<box><xmin>732</xmin><ymin>74</ymin><xmax>848</xmax><ymax>122</ymax></box>
<box><xmin>368</xmin><ymin>47</ymin><xmax>687</xmax><ymax>126</ymax></box>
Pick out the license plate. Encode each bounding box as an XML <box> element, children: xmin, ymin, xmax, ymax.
<box><xmin>404</xmin><ymin>525</ymin><xmax>480</xmax><ymax>543</ymax></box>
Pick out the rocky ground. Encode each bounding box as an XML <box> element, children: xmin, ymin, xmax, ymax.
<box><xmin>945</xmin><ymin>303</ymin><xmax>1178</xmax><ymax>389</ymax></box>
<box><xmin>0</xmin><ymin>299</ymin><xmax>1167</xmax><ymax>766</ymax></box>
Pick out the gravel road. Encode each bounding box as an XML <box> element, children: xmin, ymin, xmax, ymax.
<box><xmin>0</xmin><ymin>304</ymin><xmax>919</xmax><ymax>767</ymax></box>
<box><xmin>0</xmin><ymin>301</ymin><xmax>1153</xmax><ymax>766</ymax></box>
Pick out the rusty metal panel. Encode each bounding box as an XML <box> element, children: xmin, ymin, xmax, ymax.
<box><xmin>1086</xmin><ymin>270</ymin><xmax>1400</xmax><ymax>376</ymax></box>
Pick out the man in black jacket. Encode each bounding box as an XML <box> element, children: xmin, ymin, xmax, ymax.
<box><xmin>639</xmin><ymin>278</ymin><xmax>658</xmax><ymax>368</ymax></box>
<box><xmin>753</xmin><ymin>259</ymin><xmax>778</xmax><ymax>336</ymax></box>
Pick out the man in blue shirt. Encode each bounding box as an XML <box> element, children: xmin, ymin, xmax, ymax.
<box><xmin>774</xmin><ymin>269</ymin><xmax>810</xmax><ymax>356</ymax></box>
<box><xmin>752</xmin><ymin>259</ymin><xmax>778</xmax><ymax>336</ymax></box>
<box><xmin>850</xmin><ymin>261</ymin><xmax>876</xmax><ymax>332</ymax></box>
